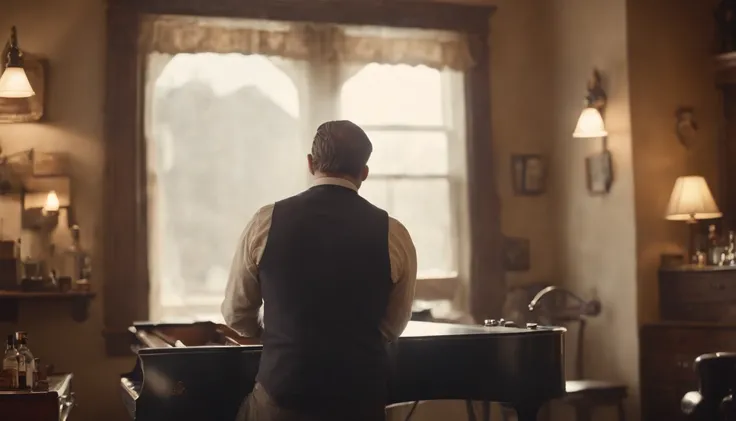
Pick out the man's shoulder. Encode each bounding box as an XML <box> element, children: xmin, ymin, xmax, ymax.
<box><xmin>388</xmin><ymin>216</ymin><xmax>412</xmax><ymax>240</ymax></box>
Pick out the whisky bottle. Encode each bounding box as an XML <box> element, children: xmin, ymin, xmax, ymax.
<box><xmin>1</xmin><ymin>335</ymin><xmax>19</xmax><ymax>389</ymax></box>
<box><xmin>14</xmin><ymin>332</ymin><xmax>35</xmax><ymax>389</ymax></box>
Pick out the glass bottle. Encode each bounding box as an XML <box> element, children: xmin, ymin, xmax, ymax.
<box><xmin>708</xmin><ymin>225</ymin><xmax>720</xmax><ymax>265</ymax></box>
<box><xmin>722</xmin><ymin>231</ymin><xmax>736</xmax><ymax>266</ymax></box>
<box><xmin>14</xmin><ymin>332</ymin><xmax>35</xmax><ymax>389</ymax></box>
<box><xmin>62</xmin><ymin>225</ymin><xmax>88</xmax><ymax>282</ymax></box>
<box><xmin>2</xmin><ymin>334</ymin><xmax>19</xmax><ymax>389</ymax></box>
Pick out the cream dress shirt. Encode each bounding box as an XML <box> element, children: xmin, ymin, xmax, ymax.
<box><xmin>221</xmin><ymin>177</ymin><xmax>418</xmax><ymax>342</ymax></box>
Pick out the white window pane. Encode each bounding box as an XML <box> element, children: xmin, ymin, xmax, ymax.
<box><xmin>340</xmin><ymin>63</ymin><xmax>443</xmax><ymax>126</ymax></box>
<box><xmin>148</xmin><ymin>53</ymin><xmax>305</xmax><ymax>306</ymax></box>
<box><xmin>366</xmin><ymin>130</ymin><xmax>448</xmax><ymax>176</ymax></box>
<box><xmin>360</xmin><ymin>178</ymin><xmax>456</xmax><ymax>278</ymax></box>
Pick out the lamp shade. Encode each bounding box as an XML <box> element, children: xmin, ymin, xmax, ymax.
<box><xmin>0</xmin><ymin>67</ymin><xmax>35</xmax><ymax>98</ymax></box>
<box><xmin>573</xmin><ymin>107</ymin><xmax>608</xmax><ymax>138</ymax></box>
<box><xmin>43</xmin><ymin>191</ymin><xmax>60</xmax><ymax>213</ymax></box>
<box><xmin>665</xmin><ymin>176</ymin><xmax>722</xmax><ymax>221</ymax></box>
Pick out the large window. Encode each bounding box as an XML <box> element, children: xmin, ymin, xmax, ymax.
<box><xmin>146</xmin><ymin>52</ymin><xmax>467</xmax><ymax>321</ymax></box>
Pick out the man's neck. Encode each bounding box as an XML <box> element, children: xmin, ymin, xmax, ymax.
<box><xmin>312</xmin><ymin>173</ymin><xmax>360</xmax><ymax>190</ymax></box>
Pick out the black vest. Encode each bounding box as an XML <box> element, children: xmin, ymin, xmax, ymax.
<box><xmin>256</xmin><ymin>184</ymin><xmax>393</xmax><ymax>413</ymax></box>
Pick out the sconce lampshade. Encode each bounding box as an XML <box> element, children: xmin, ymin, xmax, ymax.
<box><xmin>665</xmin><ymin>176</ymin><xmax>722</xmax><ymax>222</ymax></box>
<box><xmin>0</xmin><ymin>67</ymin><xmax>34</xmax><ymax>98</ymax></box>
<box><xmin>0</xmin><ymin>27</ymin><xmax>34</xmax><ymax>99</ymax></box>
<box><xmin>42</xmin><ymin>190</ymin><xmax>60</xmax><ymax>213</ymax></box>
<box><xmin>573</xmin><ymin>107</ymin><xmax>608</xmax><ymax>138</ymax></box>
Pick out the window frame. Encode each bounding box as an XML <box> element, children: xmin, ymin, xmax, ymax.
<box><xmin>104</xmin><ymin>0</ymin><xmax>500</xmax><ymax>356</ymax></box>
<box><xmin>149</xmin><ymin>60</ymin><xmax>460</xmax><ymax>320</ymax></box>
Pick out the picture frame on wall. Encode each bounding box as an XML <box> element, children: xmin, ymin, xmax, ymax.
<box><xmin>511</xmin><ymin>154</ymin><xmax>546</xmax><ymax>196</ymax></box>
<box><xmin>585</xmin><ymin>150</ymin><xmax>613</xmax><ymax>195</ymax></box>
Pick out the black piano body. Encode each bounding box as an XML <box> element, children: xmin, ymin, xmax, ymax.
<box><xmin>120</xmin><ymin>321</ymin><xmax>565</xmax><ymax>421</ymax></box>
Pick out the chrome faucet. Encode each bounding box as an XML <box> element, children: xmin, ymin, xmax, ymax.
<box><xmin>528</xmin><ymin>285</ymin><xmax>601</xmax><ymax>318</ymax></box>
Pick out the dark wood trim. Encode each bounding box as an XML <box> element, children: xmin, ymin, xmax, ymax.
<box><xmin>103</xmin><ymin>0</ymin><xmax>499</xmax><ymax>355</ymax></box>
<box><xmin>103</xmin><ymin>1</ymin><xmax>148</xmax><ymax>356</ymax></box>
<box><xmin>132</xmin><ymin>0</ymin><xmax>494</xmax><ymax>33</ymax></box>
<box><xmin>463</xmin><ymin>26</ymin><xmax>505</xmax><ymax>322</ymax></box>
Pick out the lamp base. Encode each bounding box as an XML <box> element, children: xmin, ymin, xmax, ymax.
<box><xmin>687</xmin><ymin>217</ymin><xmax>700</xmax><ymax>264</ymax></box>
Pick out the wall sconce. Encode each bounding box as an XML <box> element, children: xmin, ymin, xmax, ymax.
<box><xmin>573</xmin><ymin>70</ymin><xmax>608</xmax><ymax>139</ymax></box>
<box><xmin>42</xmin><ymin>191</ymin><xmax>59</xmax><ymax>215</ymax></box>
<box><xmin>0</xmin><ymin>26</ymin><xmax>35</xmax><ymax>99</ymax></box>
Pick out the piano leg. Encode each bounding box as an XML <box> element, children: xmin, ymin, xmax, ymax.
<box><xmin>513</xmin><ymin>402</ymin><xmax>542</xmax><ymax>421</ymax></box>
<box><xmin>465</xmin><ymin>400</ymin><xmax>477</xmax><ymax>421</ymax></box>
<box><xmin>464</xmin><ymin>400</ymin><xmax>491</xmax><ymax>421</ymax></box>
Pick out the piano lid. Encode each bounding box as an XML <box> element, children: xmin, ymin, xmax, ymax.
<box><xmin>400</xmin><ymin>321</ymin><xmax>563</xmax><ymax>338</ymax></box>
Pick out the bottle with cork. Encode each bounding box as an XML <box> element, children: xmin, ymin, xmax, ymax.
<box><xmin>1</xmin><ymin>334</ymin><xmax>19</xmax><ymax>389</ymax></box>
<box><xmin>14</xmin><ymin>331</ymin><xmax>35</xmax><ymax>389</ymax></box>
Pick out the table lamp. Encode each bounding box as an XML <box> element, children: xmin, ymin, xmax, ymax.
<box><xmin>665</xmin><ymin>176</ymin><xmax>722</xmax><ymax>263</ymax></box>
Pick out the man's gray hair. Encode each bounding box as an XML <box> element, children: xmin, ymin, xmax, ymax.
<box><xmin>311</xmin><ymin>120</ymin><xmax>372</xmax><ymax>178</ymax></box>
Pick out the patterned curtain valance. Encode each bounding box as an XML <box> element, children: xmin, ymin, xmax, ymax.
<box><xmin>141</xmin><ymin>15</ymin><xmax>475</xmax><ymax>71</ymax></box>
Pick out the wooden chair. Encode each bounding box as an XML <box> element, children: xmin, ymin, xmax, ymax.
<box><xmin>501</xmin><ymin>285</ymin><xmax>628</xmax><ymax>421</ymax></box>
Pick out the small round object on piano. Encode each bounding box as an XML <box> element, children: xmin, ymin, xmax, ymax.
<box><xmin>483</xmin><ymin>319</ymin><xmax>499</xmax><ymax>327</ymax></box>
<box><xmin>526</xmin><ymin>323</ymin><xmax>538</xmax><ymax>329</ymax></box>
<box><xmin>503</xmin><ymin>320</ymin><xmax>517</xmax><ymax>327</ymax></box>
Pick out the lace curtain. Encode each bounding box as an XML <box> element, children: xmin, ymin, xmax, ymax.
<box><xmin>140</xmin><ymin>15</ymin><xmax>475</xmax><ymax>71</ymax></box>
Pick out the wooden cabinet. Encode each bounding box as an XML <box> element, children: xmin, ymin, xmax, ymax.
<box><xmin>641</xmin><ymin>267</ymin><xmax>736</xmax><ymax>421</ymax></box>
<box><xmin>659</xmin><ymin>266</ymin><xmax>736</xmax><ymax>322</ymax></box>
<box><xmin>0</xmin><ymin>374</ymin><xmax>74</xmax><ymax>421</ymax></box>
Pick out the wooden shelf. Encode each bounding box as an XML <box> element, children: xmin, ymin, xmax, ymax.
<box><xmin>716</xmin><ymin>52</ymin><xmax>736</xmax><ymax>85</ymax></box>
<box><xmin>0</xmin><ymin>290</ymin><xmax>95</xmax><ymax>323</ymax></box>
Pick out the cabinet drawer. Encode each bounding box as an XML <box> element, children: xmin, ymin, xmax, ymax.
<box><xmin>660</xmin><ymin>270</ymin><xmax>736</xmax><ymax>303</ymax></box>
<box><xmin>660</xmin><ymin>301</ymin><xmax>736</xmax><ymax>323</ymax></box>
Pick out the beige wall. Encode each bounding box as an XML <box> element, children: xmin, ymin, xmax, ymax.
<box><xmin>544</xmin><ymin>0</ymin><xmax>640</xmax><ymax>420</ymax></box>
<box><xmin>491</xmin><ymin>0</ymin><xmax>559</xmax><ymax>288</ymax></box>
<box><xmin>627</xmin><ymin>0</ymin><xmax>721</xmax><ymax>325</ymax></box>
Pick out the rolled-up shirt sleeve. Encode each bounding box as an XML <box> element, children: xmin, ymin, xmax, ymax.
<box><xmin>381</xmin><ymin>217</ymin><xmax>418</xmax><ymax>342</ymax></box>
<box><xmin>221</xmin><ymin>205</ymin><xmax>273</xmax><ymax>337</ymax></box>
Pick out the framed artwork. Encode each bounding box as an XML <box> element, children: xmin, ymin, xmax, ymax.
<box><xmin>503</xmin><ymin>236</ymin><xmax>530</xmax><ymax>272</ymax></box>
<box><xmin>0</xmin><ymin>56</ymin><xmax>46</xmax><ymax>123</ymax></box>
<box><xmin>511</xmin><ymin>154</ymin><xmax>546</xmax><ymax>196</ymax></box>
<box><xmin>585</xmin><ymin>150</ymin><xmax>613</xmax><ymax>195</ymax></box>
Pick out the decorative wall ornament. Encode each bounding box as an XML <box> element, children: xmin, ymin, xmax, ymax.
<box><xmin>585</xmin><ymin>150</ymin><xmax>613</xmax><ymax>195</ymax></box>
<box><xmin>675</xmin><ymin>106</ymin><xmax>698</xmax><ymax>149</ymax></box>
<box><xmin>511</xmin><ymin>154</ymin><xmax>546</xmax><ymax>196</ymax></box>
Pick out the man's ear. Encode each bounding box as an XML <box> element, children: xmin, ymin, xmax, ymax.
<box><xmin>360</xmin><ymin>165</ymin><xmax>369</xmax><ymax>181</ymax></box>
<box><xmin>307</xmin><ymin>154</ymin><xmax>315</xmax><ymax>175</ymax></box>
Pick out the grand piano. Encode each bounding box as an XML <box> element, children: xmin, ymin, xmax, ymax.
<box><xmin>120</xmin><ymin>320</ymin><xmax>565</xmax><ymax>421</ymax></box>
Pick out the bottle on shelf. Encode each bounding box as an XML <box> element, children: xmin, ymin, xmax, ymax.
<box><xmin>708</xmin><ymin>224</ymin><xmax>721</xmax><ymax>265</ymax></box>
<box><xmin>1</xmin><ymin>334</ymin><xmax>19</xmax><ymax>389</ymax></box>
<box><xmin>14</xmin><ymin>331</ymin><xmax>35</xmax><ymax>389</ymax></box>
<box><xmin>61</xmin><ymin>225</ymin><xmax>90</xmax><ymax>284</ymax></box>
<box><xmin>722</xmin><ymin>231</ymin><xmax>736</xmax><ymax>266</ymax></box>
